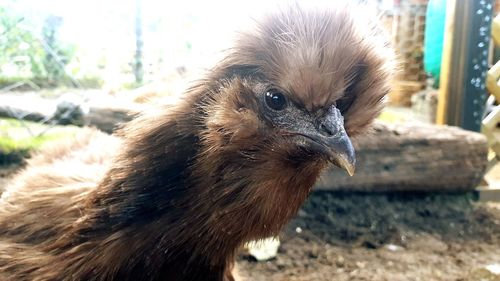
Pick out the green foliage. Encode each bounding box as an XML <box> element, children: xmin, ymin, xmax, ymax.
<box><xmin>41</xmin><ymin>15</ymin><xmax>74</xmax><ymax>85</ymax></box>
<box><xmin>0</xmin><ymin>7</ymin><xmax>43</xmax><ymax>78</ymax></box>
<box><xmin>0</xmin><ymin>8</ymin><xmax>76</xmax><ymax>88</ymax></box>
<box><xmin>75</xmin><ymin>76</ymin><xmax>104</xmax><ymax>88</ymax></box>
<box><xmin>0</xmin><ymin>118</ymin><xmax>78</xmax><ymax>165</ymax></box>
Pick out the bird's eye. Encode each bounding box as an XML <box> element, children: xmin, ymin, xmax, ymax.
<box><xmin>265</xmin><ymin>90</ymin><xmax>287</xmax><ymax>111</ymax></box>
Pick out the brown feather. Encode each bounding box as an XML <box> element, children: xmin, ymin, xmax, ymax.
<box><xmin>0</xmin><ymin>4</ymin><xmax>394</xmax><ymax>281</ymax></box>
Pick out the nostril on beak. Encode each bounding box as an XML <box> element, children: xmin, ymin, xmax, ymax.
<box><xmin>319</xmin><ymin>123</ymin><xmax>335</xmax><ymax>137</ymax></box>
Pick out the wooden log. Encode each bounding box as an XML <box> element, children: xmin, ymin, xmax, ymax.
<box><xmin>0</xmin><ymin>105</ymin><xmax>46</xmax><ymax>122</ymax></box>
<box><xmin>0</xmin><ymin>92</ymin><xmax>138</xmax><ymax>134</ymax></box>
<box><xmin>84</xmin><ymin>107</ymin><xmax>134</xmax><ymax>134</ymax></box>
<box><xmin>316</xmin><ymin>122</ymin><xmax>489</xmax><ymax>192</ymax></box>
<box><xmin>1</xmin><ymin>91</ymin><xmax>489</xmax><ymax>192</ymax></box>
<box><xmin>0</xmin><ymin>104</ymin><xmax>134</xmax><ymax>134</ymax></box>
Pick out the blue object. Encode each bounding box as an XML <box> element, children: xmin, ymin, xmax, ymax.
<box><xmin>423</xmin><ymin>0</ymin><xmax>447</xmax><ymax>88</ymax></box>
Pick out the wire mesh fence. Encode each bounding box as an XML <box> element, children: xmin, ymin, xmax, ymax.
<box><xmin>0</xmin><ymin>0</ymin><xmax>250</xmax><ymax>138</ymax></box>
<box><xmin>0</xmin><ymin>0</ymin><xmax>397</xmax><ymax>139</ymax></box>
<box><xmin>1</xmin><ymin>16</ymin><xmax>88</xmax><ymax>137</ymax></box>
<box><xmin>0</xmin><ymin>1</ymin><xmax>155</xmax><ymax>137</ymax></box>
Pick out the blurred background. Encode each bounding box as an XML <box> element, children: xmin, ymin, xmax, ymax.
<box><xmin>1</xmin><ymin>0</ymin><xmax>500</xmax><ymax>280</ymax></box>
<box><xmin>0</xmin><ymin>0</ymin><xmax>396</xmax><ymax>90</ymax></box>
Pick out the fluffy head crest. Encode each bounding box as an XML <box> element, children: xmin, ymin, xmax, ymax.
<box><xmin>213</xmin><ymin>3</ymin><xmax>395</xmax><ymax>136</ymax></box>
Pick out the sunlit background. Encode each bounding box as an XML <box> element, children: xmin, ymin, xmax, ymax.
<box><xmin>0</xmin><ymin>0</ymin><xmax>393</xmax><ymax>90</ymax></box>
<box><xmin>1</xmin><ymin>1</ymin><xmax>500</xmax><ymax>280</ymax></box>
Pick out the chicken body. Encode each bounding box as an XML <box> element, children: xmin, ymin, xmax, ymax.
<box><xmin>0</xmin><ymin>4</ymin><xmax>393</xmax><ymax>281</ymax></box>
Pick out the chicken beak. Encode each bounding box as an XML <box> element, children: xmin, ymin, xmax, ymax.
<box><xmin>323</xmin><ymin>132</ymin><xmax>356</xmax><ymax>176</ymax></box>
<box><xmin>293</xmin><ymin>128</ymin><xmax>356</xmax><ymax>176</ymax></box>
<box><xmin>319</xmin><ymin>106</ymin><xmax>356</xmax><ymax>176</ymax></box>
<box><xmin>292</xmin><ymin>107</ymin><xmax>356</xmax><ymax>176</ymax></box>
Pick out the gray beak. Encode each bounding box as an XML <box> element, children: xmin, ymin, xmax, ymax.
<box><xmin>292</xmin><ymin>106</ymin><xmax>356</xmax><ymax>176</ymax></box>
<box><xmin>297</xmin><ymin>127</ymin><xmax>356</xmax><ymax>176</ymax></box>
<box><xmin>321</xmin><ymin>130</ymin><xmax>356</xmax><ymax>176</ymax></box>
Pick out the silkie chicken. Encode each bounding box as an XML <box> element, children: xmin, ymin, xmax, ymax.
<box><xmin>0</xmin><ymin>4</ymin><xmax>394</xmax><ymax>281</ymax></box>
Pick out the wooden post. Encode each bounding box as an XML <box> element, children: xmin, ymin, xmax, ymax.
<box><xmin>316</xmin><ymin>122</ymin><xmax>488</xmax><ymax>192</ymax></box>
<box><xmin>436</xmin><ymin>0</ymin><xmax>455</xmax><ymax>125</ymax></box>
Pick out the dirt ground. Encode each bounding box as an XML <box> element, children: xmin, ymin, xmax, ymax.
<box><xmin>237</xmin><ymin>192</ymin><xmax>500</xmax><ymax>281</ymax></box>
<box><xmin>1</xmin><ymin>166</ymin><xmax>500</xmax><ymax>281</ymax></box>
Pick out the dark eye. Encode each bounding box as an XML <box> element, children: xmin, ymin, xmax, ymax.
<box><xmin>265</xmin><ymin>90</ymin><xmax>287</xmax><ymax>111</ymax></box>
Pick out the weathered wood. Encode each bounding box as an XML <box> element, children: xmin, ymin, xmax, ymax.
<box><xmin>0</xmin><ymin>106</ymin><xmax>46</xmax><ymax>122</ymax></box>
<box><xmin>84</xmin><ymin>107</ymin><xmax>135</xmax><ymax>134</ymax></box>
<box><xmin>1</xmin><ymin>91</ymin><xmax>489</xmax><ymax>191</ymax></box>
<box><xmin>316</xmin><ymin>122</ymin><xmax>489</xmax><ymax>192</ymax></box>
<box><xmin>0</xmin><ymin>104</ymin><xmax>134</xmax><ymax>134</ymax></box>
<box><xmin>476</xmin><ymin>187</ymin><xmax>500</xmax><ymax>202</ymax></box>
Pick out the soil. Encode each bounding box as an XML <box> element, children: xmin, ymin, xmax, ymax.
<box><xmin>1</xmin><ymin>165</ymin><xmax>499</xmax><ymax>281</ymax></box>
<box><xmin>237</xmin><ymin>192</ymin><xmax>500</xmax><ymax>281</ymax></box>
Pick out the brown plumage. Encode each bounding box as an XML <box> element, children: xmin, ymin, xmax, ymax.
<box><xmin>0</xmin><ymin>4</ymin><xmax>394</xmax><ymax>281</ymax></box>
